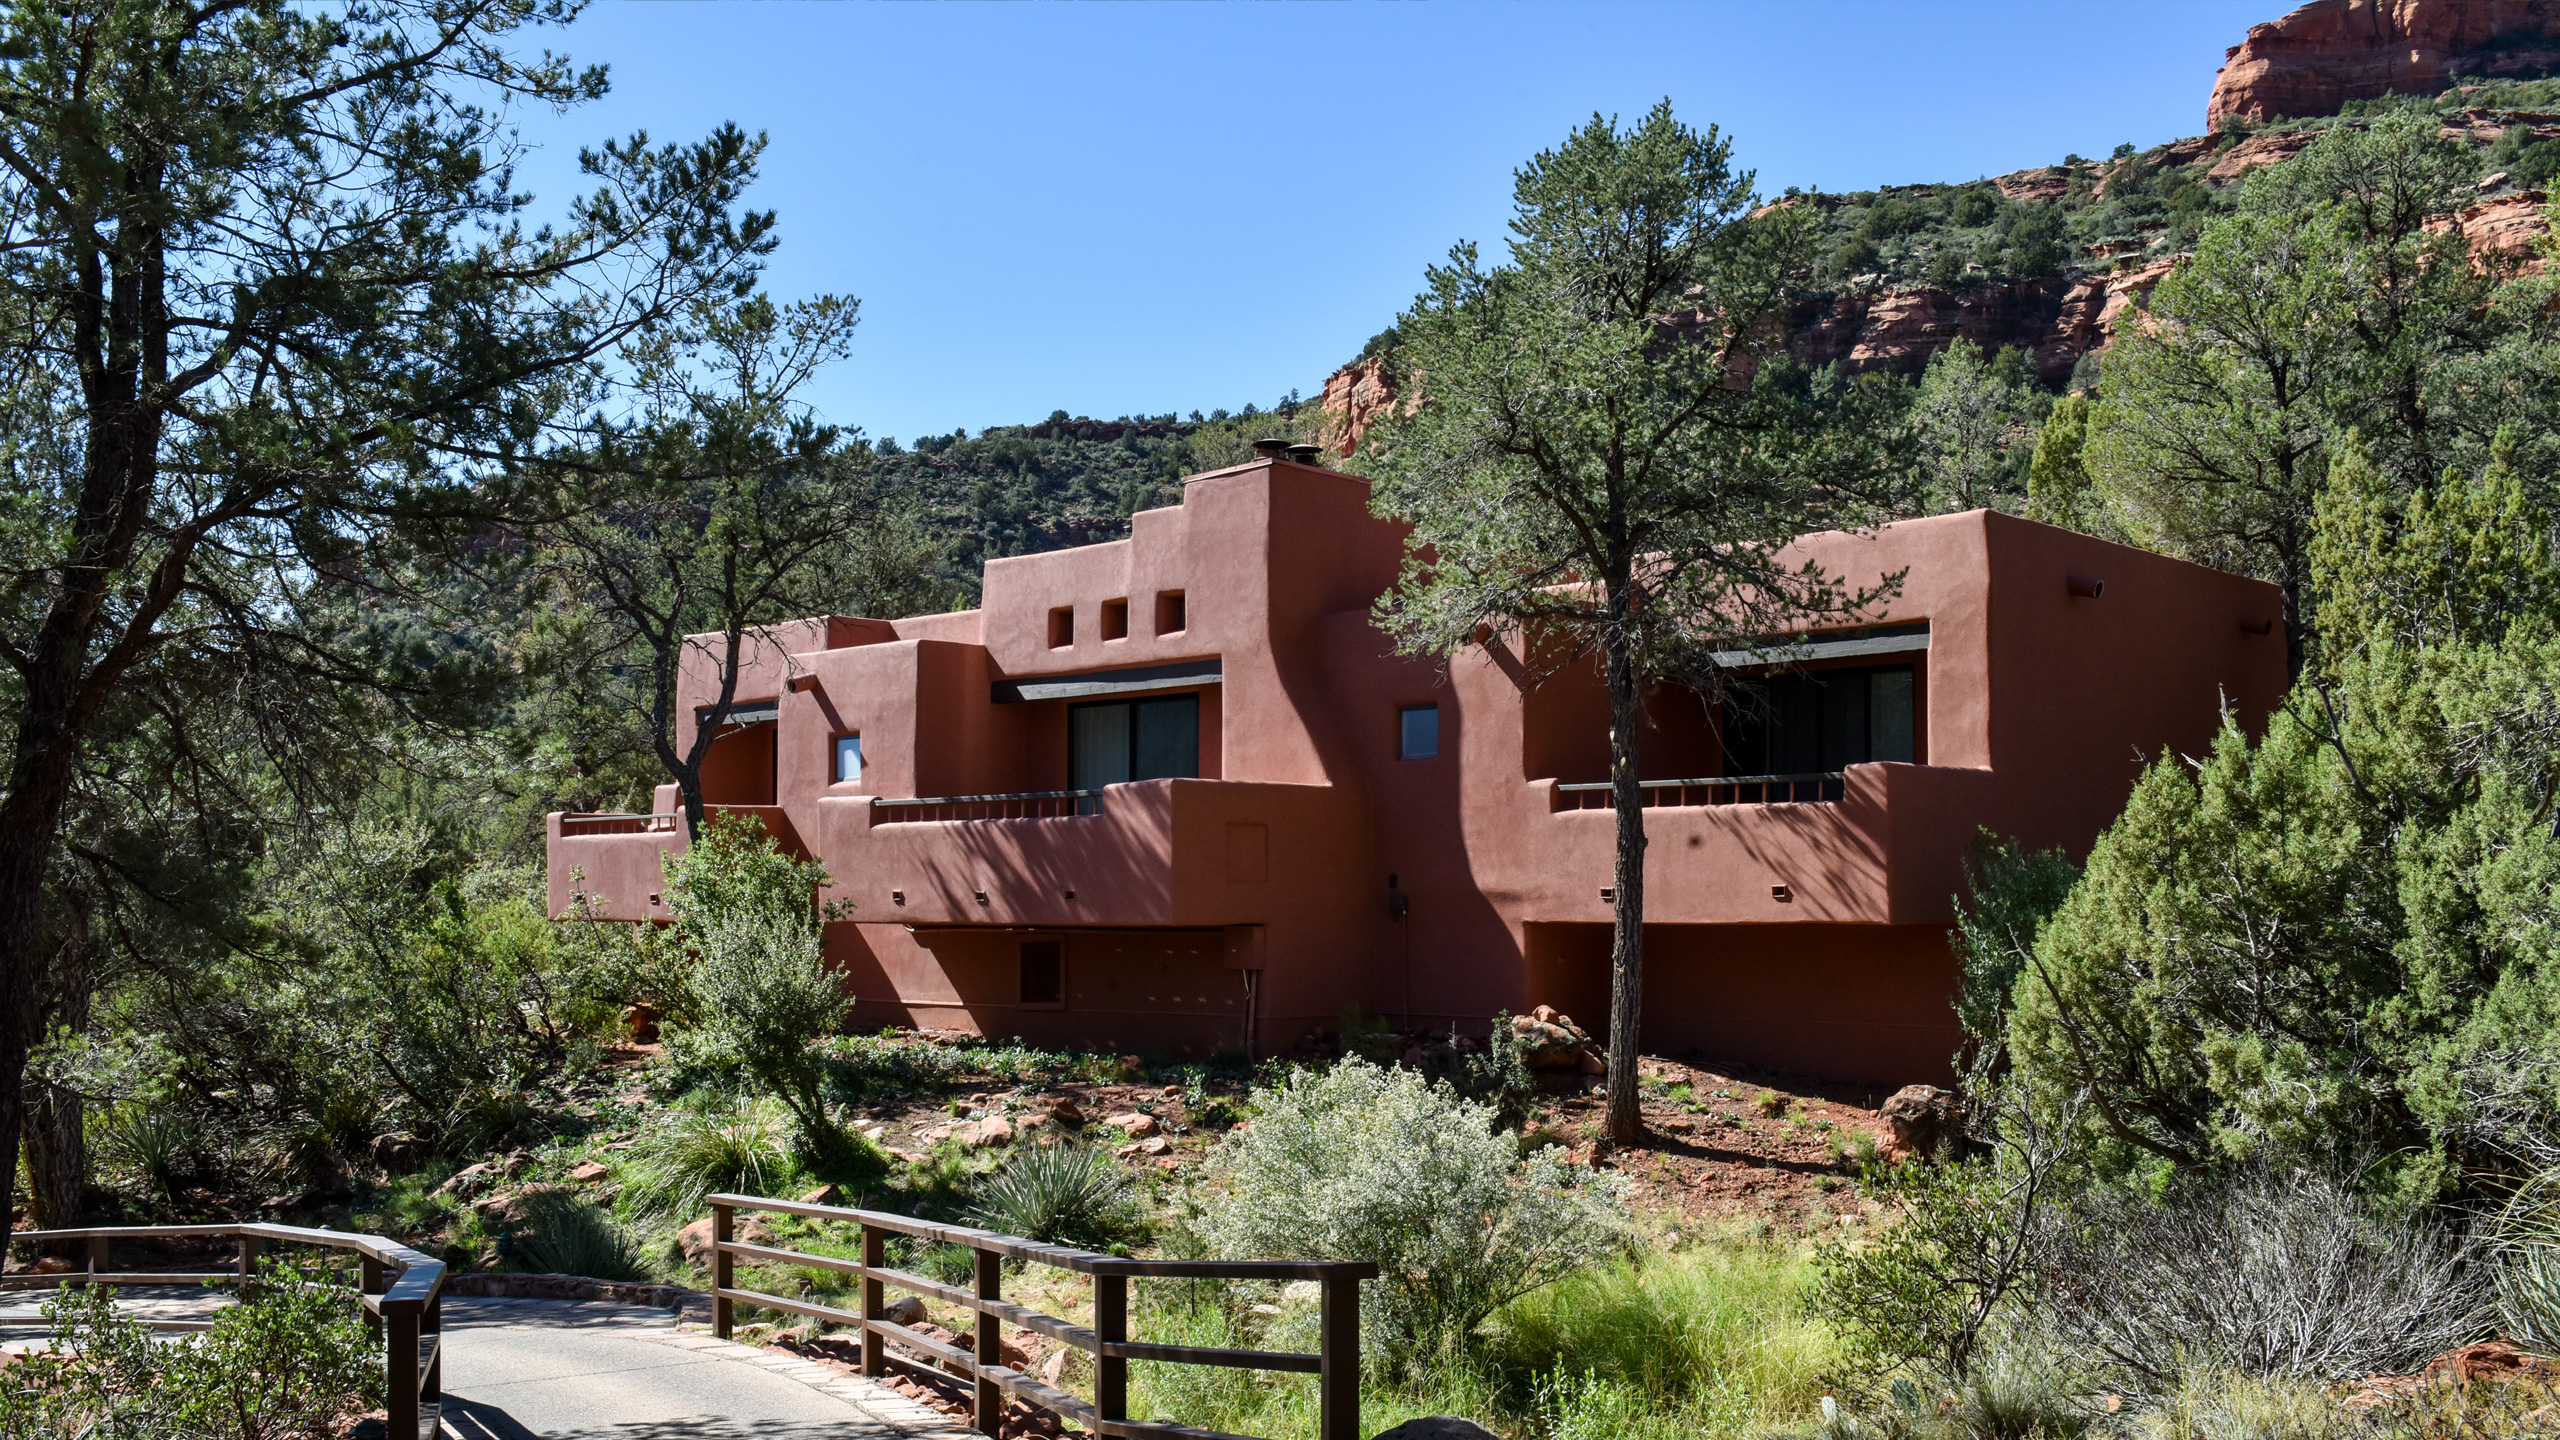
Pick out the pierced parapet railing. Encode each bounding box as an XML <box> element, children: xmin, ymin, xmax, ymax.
<box><xmin>708</xmin><ymin>1193</ymin><xmax>1374</xmax><ymax>1440</ymax></box>
<box><xmin>1553</xmin><ymin>771</ymin><xmax>1846</xmax><ymax>811</ymax></box>
<box><xmin>3</xmin><ymin>1221</ymin><xmax>446</xmax><ymax>1438</ymax></box>
<box><xmin>559</xmin><ymin>811</ymin><xmax>682</xmax><ymax>836</ymax></box>
<box><xmin>870</xmin><ymin>789</ymin><xmax>1106</xmax><ymax>822</ymax></box>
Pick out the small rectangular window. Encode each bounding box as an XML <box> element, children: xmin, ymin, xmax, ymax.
<box><xmin>1399</xmin><ymin>704</ymin><xmax>1440</xmax><ymax>760</ymax></box>
<box><xmin>833</xmin><ymin>734</ymin><xmax>863</xmax><ymax>784</ymax></box>
<box><xmin>1101</xmin><ymin>598</ymin><xmax>1129</xmax><ymax>641</ymax></box>
<box><xmin>1048</xmin><ymin>606</ymin><xmax>1075</xmax><ymax>648</ymax></box>
<box><xmin>1155</xmin><ymin>591</ymin><xmax>1187</xmax><ymax>635</ymax></box>
<box><xmin>1019</xmin><ymin>939</ymin><xmax>1064</xmax><ymax>1007</ymax></box>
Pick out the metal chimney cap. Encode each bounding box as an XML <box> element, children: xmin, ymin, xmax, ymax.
<box><xmin>1284</xmin><ymin>443</ymin><xmax>1324</xmax><ymax>465</ymax></box>
<box><xmin>1249</xmin><ymin>437</ymin><xmax>1290</xmax><ymax>458</ymax></box>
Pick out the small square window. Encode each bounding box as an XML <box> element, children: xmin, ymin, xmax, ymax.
<box><xmin>1048</xmin><ymin>606</ymin><xmax>1075</xmax><ymax>648</ymax></box>
<box><xmin>1399</xmin><ymin>705</ymin><xmax>1440</xmax><ymax>760</ymax></box>
<box><xmin>1019</xmin><ymin>939</ymin><xmax>1064</xmax><ymax>1007</ymax></box>
<box><xmin>1155</xmin><ymin>591</ymin><xmax>1187</xmax><ymax>635</ymax></box>
<box><xmin>1101</xmin><ymin>598</ymin><xmax>1129</xmax><ymax>641</ymax></box>
<box><xmin>833</xmin><ymin>734</ymin><xmax>863</xmax><ymax>784</ymax></box>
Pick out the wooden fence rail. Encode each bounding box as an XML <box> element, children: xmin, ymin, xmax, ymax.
<box><xmin>708</xmin><ymin>1193</ymin><xmax>1376</xmax><ymax>1440</ymax></box>
<box><xmin>3</xmin><ymin>1221</ymin><xmax>445</xmax><ymax>1439</ymax></box>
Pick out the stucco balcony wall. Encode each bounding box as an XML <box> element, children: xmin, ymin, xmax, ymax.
<box><xmin>814</xmin><ymin>777</ymin><xmax>1361</xmax><ymax>930</ymax></box>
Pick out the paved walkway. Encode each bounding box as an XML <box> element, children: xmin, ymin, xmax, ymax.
<box><xmin>0</xmin><ymin>1281</ymin><xmax>969</xmax><ymax>1440</ymax></box>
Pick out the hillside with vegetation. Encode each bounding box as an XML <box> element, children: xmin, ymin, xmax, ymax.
<box><xmin>28</xmin><ymin>0</ymin><xmax>2560</xmax><ymax>1436</ymax></box>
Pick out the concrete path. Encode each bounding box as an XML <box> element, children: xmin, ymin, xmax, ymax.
<box><xmin>0</xmin><ymin>1280</ymin><xmax>969</xmax><ymax>1440</ymax></box>
<box><xmin>439</xmin><ymin>1297</ymin><xmax>967</xmax><ymax>1440</ymax></box>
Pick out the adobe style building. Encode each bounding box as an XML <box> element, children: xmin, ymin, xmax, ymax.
<box><xmin>548</xmin><ymin>452</ymin><xmax>2286</xmax><ymax>1086</ymax></box>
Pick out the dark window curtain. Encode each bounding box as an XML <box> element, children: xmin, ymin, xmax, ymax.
<box><xmin>1071</xmin><ymin>693</ymin><xmax>1200</xmax><ymax>788</ymax></box>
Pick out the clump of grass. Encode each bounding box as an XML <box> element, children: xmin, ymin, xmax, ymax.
<box><xmin>1479</xmin><ymin>1242</ymin><xmax>1835</xmax><ymax>1432</ymax></box>
<box><xmin>1755</xmin><ymin>1089</ymin><xmax>1788</xmax><ymax>1118</ymax></box>
<box><xmin>618</xmin><ymin>1095</ymin><xmax>797</xmax><ymax>1219</ymax></box>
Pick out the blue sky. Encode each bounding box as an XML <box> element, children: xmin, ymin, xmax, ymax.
<box><xmin>508</xmin><ymin>1</ymin><xmax>2274</xmax><ymax>444</ymax></box>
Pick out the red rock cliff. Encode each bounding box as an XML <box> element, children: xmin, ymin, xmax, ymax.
<box><xmin>2209</xmin><ymin>0</ymin><xmax>2560</xmax><ymax>128</ymax></box>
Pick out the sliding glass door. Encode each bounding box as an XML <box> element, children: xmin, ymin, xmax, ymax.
<box><xmin>1069</xmin><ymin>693</ymin><xmax>1200</xmax><ymax>790</ymax></box>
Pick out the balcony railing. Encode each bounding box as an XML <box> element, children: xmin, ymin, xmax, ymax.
<box><xmin>1554</xmin><ymin>771</ymin><xmax>1845</xmax><ymax>810</ymax></box>
<box><xmin>870</xmin><ymin>789</ymin><xmax>1106</xmax><ymax>822</ymax></box>
<box><xmin>559</xmin><ymin>812</ymin><xmax>681</xmax><ymax>837</ymax></box>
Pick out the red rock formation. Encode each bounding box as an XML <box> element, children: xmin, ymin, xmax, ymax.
<box><xmin>2208</xmin><ymin>0</ymin><xmax>2560</xmax><ymax>129</ymax></box>
<box><xmin>2436</xmin><ymin>189</ymin><xmax>2553</xmax><ymax>270</ymax></box>
<box><xmin>2203</xmin><ymin>127</ymin><xmax>2321</xmax><ymax>184</ymax></box>
<box><xmin>1319</xmin><ymin>353</ymin><xmax>1406</xmax><ymax>457</ymax></box>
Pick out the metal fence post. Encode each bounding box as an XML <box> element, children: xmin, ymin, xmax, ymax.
<box><xmin>386</xmin><ymin>1307</ymin><xmax>421</xmax><ymax>1440</ymax></box>
<box><xmin>712</xmin><ymin>1202</ymin><xmax>734</xmax><ymax>1340</ymax></box>
<box><xmin>974</xmin><ymin>1246</ymin><xmax>1002</xmax><ymax>1434</ymax></box>
<box><xmin>1318</xmin><ymin>1275</ymin><xmax>1361</xmax><ymax>1440</ymax></box>
<box><xmin>1094</xmin><ymin>1273</ymin><xmax>1127</xmax><ymax>1429</ymax></box>
<box><xmin>860</xmin><ymin>1222</ymin><xmax>885</xmax><ymax>1377</ymax></box>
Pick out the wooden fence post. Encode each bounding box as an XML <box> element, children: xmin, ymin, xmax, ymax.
<box><xmin>712</xmin><ymin>1202</ymin><xmax>734</xmax><ymax>1340</ymax></box>
<box><xmin>236</xmin><ymin>1233</ymin><xmax>263</xmax><ymax>1285</ymax></box>
<box><xmin>974</xmin><ymin>1245</ymin><xmax>1002</xmax><ymax>1434</ymax></box>
<box><xmin>86</xmin><ymin>1236</ymin><xmax>107</xmax><ymax>1278</ymax></box>
<box><xmin>422</xmin><ymin>1283</ymin><xmax>443</xmax><ymax>1428</ymax></box>
<box><xmin>360</xmin><ymin>1255</ymin><xmax>385</xmax><ymax>1341</ymax></box>
<box><xmin>1319</xmin><ymin>1275</ymin><xmax>1360</xmax><ymax>1440</ymax></box>
<box><xmin>1094</xmin><ymin>1273</ymin><xmax>1127</xmax><ymax>1430</ymax></box>
<box><xmin>860</xmin><ymin>1223</ymin><xmax>885</xmax><ymax>1377</ymax></box>
<box><xmin>386</xmin><ymin>1307</ymin><xmax>420</xmax><ymax>1440</ymax></box>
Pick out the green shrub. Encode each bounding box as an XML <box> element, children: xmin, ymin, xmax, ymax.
<box><xmin>621</xmin><ymin>1094</ymin><xmax>798</xmax><ymax>1219</ymax></box>
<box><xmin>508</xmin><ymin>1190</ymin><xmax>650</xmax><ymax>1281</ymax></box>
<box><xmin>1198</xmin><ymin>1059</ymin><xmax>1629</xmax><ymax>1360</ymax></box>
<box><xmin>968</xmin><ymin>1143</ymin><xmax>1144</xmax><ymax>1253</ymax></box>
<box><xmin>0</xmin><ymin>1263</ymin><xmax>378</xmax><ymax>1439</ymax></box>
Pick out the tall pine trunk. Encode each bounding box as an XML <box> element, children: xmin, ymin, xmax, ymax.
<box><xmin>23</xmin><ymin>904</ymin><xmax>90</xmax><ymax>1252</ymax></box>
<box><xmin>1602</xmin><ymin>579</ymin><xmax>1648</xmax><ymax>1145</ymax></box>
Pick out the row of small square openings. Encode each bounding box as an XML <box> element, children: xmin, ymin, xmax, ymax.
<box><xmin>1050</xmin><ymin>591</ymin><xmax>1186</xmax><ymax>648</ymax></box>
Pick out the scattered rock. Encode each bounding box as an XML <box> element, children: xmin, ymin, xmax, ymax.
<box><xmin>1115</xmin><ymin>1136</ymin><xmax>1171</xmax><ymax>1159</ymax></box>
<box><xmin>1114</xmin><ymin>1055</ymin><xmax>1144</xmax><ymax>1080</ymax></box>
<box><xmin>676</xmin><ymin>1217</ymin><xmax>717</xmax><ymax>1269</ymax></box>
<box><xmin>567</xmin><ymin>1160</ymin><xmax>610</xmax><ymax>1183</ymax></box>
<box><xmin>1371</xmin><ymin>1418</ymin><xmax>1503</xmax><ymax>1440</ymax></box>
<box><xmin>500</xmin><ymin>1151</ymin><xmax>536</xmax><ymax>1179</ymax></box>
<box><xmin>1879</xmin><ymin>1085</ymin><xmax>1961</xmax><ymax>1162</ymax></box>
<box><xmin>1511</xmin><ymin>1011</ymin><xmax>1594</xmax><ymax>1071</ymax></box>
<box><xmin>623</xmin><ymin>1001</ymin><xmax>660</xmax><ymax>1044</ymax></box>
<box><xmin>1042</xmin><ymin>1094</ymin><xmax>1085</xmax><ymax>1127</ymax></box>
<box><xmin>800</xmin><ymin>1183</ymin><xmax>840</xmax><ymax>1205</ymax></box>
<box><xmin>1576</xmin><ymin>1049</ymin><xmax>1606</xmax><ymax>1075</ymax></box>
<box><xmin>432</xmin><ymin>1162</ymin><xmax>495</xmax><ymax>1200</ymax></box>
<box><xmin>371</xmin><ymin>1134</ymin><xmax>429</xmax><ymax>1173</ymax></box>
<box><xmin>955</xmin><ymin>1117</ymin><xmax>1015</xmax><ymax>1149</ymax></box>
<box><xmin>883</xmin><ymin>1295</ymin><xmax>929</xmax><ymax>1326</ymax></box>
<box><xmin>1104</xmin><ymin>1111</ymin><xmax>1158</xmax><ymax>1138</ymax></box>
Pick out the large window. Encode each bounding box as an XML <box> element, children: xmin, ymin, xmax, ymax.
<box><xmin>1722</xmin><ymin>665</ymin><xmax>1916</xmax><ymax>775</ymax></box>
<box><xmin>1069</xmin><ymin>693</ymin><xmax>1200</xmax><ymax>789</ymax></box>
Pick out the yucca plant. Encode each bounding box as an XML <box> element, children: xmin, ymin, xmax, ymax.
<box><xmin>509</xmin><ymin>1192</ymin><xmax>651</xmax><ymax>1281</ymax></box>
<box><xmin>968</xmin><ymin>1143</ymin><xmax>1144</xmax><ymax>1253</ymax></box>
